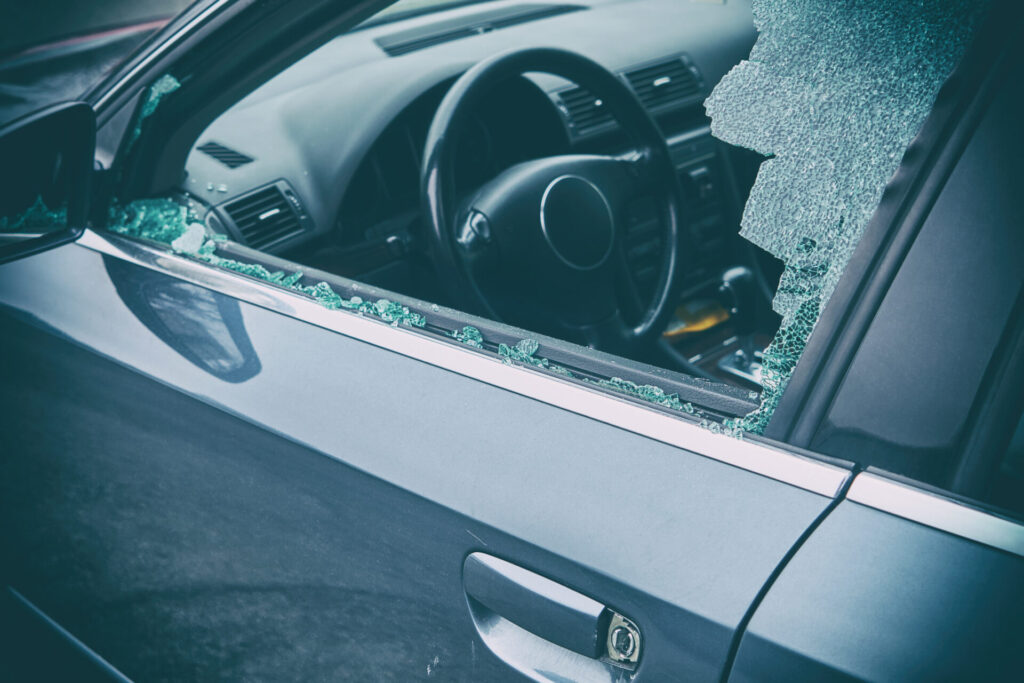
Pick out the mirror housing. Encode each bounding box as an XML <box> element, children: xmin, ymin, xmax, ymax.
<box><xmin>0</xmin><ymin>102</ymin><xmax>95</xmax><ymax>262</ymax></box>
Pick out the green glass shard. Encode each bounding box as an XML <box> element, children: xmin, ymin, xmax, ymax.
<box><xmin>105</xmin><ymin>197</ymin><xmax>425</xmax><ymax>328</ymax></box>
<box><xmin>280</xmin><ymin>271</ymin><xmax>304</xmax><ymax>287</ymax></box>
<box><xmin>367</xmin><ymin>298</ymin><xmax>427</xmax><ymax>327</ymax></box>
<box><xmin>108</xmin><ymin>197</ymin><xmax>197</xmax><ymax>245</ymax></box>
<box><xmin>452</xmin><ymin>325</ymin><xmax>485</xmax><ymax>348</ymax></box>
<box><xmin>498</xmin><ymin>338</ymin><xmax>550</xmax><ymax>368</ymax></box>
<box><xmin>704</xmin><ymin>0</ymin><xmax>990</xmax><ymax>433</ymax></box>
<box><xmin>125</xmin><ymin>74</ymin><xmax>181</xmax><ymax>152</ymax></box>
<box><xmin>547</xmin><ymin>364</ymin><xmax>575</xmax><ymax>377</ymax></box>
<box><xmin>0</xmin><ymin>196</ymin><xmax>67</xmax><ymax>232</ymax></box>
<box><xmin>170</xmin><ymin>222</ymin><xmax>206</xmax><ymax>254</ymax></box>
<box><xmin>595</xmin><ymin>377</ymin><xmax>699</xmax><ymax>414</ymax></box>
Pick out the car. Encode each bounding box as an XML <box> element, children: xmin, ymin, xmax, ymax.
<box><xmin>0</xmin><ymin>0</ymin><xmax>1021</xmax><ymax>681</ymax></box>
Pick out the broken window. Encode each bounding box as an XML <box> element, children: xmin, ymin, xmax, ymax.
<box><xmin>64</xmin><ymin>0</ymin><xmax>993</xmax><ymax>438</ymax></box>
<box><xmin>705</xmin><ymin>0</ymin><xmax>991</xmax><ymax>432</ymax></box>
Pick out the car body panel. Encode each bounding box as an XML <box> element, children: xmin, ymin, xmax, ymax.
<box><xmin>0</xmin><ymin>239</ymin><xmax>837</xmax><ymax>680</ymax></box>
<box><xmin>729</xmin><ymin>497</ymin><xmax>1024</xmax><ymax>682</ymax></box>
<box><xmin>3</xmin><ymin>0</ymin><xmax>1023</xmax><ymax>680</ymax></box>
<box><xmin>727</xmin><ymin>28</ymin><xmax>1024</xmax><ymax>679</ymax></box>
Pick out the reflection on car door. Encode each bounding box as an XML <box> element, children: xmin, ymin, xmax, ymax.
<box><xmin>729</xmin><ymin>472</ymin><xmax>1024</xmax><ymax>682</ymax></box>
<box><xmin>0</xmin><ymin>220</ymin><xmax>851</xmax><ymax>680</ymax></box>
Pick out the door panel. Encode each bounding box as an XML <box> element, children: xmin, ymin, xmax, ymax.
<box><xmin>0</xmin><ymin>240</ymin><xmax>840</xmax><ymax>680</ymax></box>
<box><xmin>728</xmin><ymin>491</ymin><xmax>1024</xmax><ymax>682</ymax></box>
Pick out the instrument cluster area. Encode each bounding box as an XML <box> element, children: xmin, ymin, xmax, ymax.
<box><xmin>337</xmin><ymin>76</ymin><xmax>565</xmax><ymax>248</ymax></box>
<box><xmin>285</xmin><ymin>75</ymin><xmax>568</xmax><ymax>299</ymax></box>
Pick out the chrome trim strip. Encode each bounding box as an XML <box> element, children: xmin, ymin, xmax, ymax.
<box><xmin>539</xmin><ymin>174</ymin><xmax>615</xmax><ymax>271</ymax></box>
<box><xmin>848</xmin><ymin>473</ymin><xmax>1024</xmax><ymax>558</ymax></box>
<box><xmin>76</xmin><ymin>229</ymin><xmax>851</xmax><ymax>497</ymax></box>
<box><xmin>93</xmin><ymin>0</ymin><xmax>233</xmax><ymax>113</ymax></box>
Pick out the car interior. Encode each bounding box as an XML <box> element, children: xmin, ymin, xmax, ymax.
<box><xmin>1</xmin><ymin>2</ymin><xmax>1022</xmax><ymax>680</ymax></box>
<box><xmin>3</xmin><ymin>0</ymin><xmax>1019</xmax><ymax>516</ymax></box>
<box><xmin>177</xmin><ymin>0</ymin><xmax>779</xmax><ymax>397</ymax></box>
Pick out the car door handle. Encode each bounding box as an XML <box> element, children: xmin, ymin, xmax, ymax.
<box><xmin>463</xmin><ymin>551</ymin><xmax>643</xmax><ymax>680</ymax></box>
<box><xmin>464</xmin><ymin>552</ymin><xmax>607</xmax><ymax>659</ymax></box>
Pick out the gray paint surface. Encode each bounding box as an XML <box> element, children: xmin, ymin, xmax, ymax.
<box><xmin>730</xmin><ymin>501</ymin><xmax>1024</xmax><ymax>682</ymax></box>
<box><xmin>0</xmin><ymin>241</ymin><xmax>828</xmax><ymax>679</ymax></box>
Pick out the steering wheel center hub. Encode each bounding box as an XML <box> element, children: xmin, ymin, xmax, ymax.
<box><xmin>540</xmin><ymin>175</ymin><xmax>615</xmax><ymax>271</ymax></box>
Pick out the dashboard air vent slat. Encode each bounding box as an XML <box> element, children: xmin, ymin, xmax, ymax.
<box><xmin>376</xmin><ymin>4</ymin><xmax>584</xmax><ymax>57</ymax></box>
<box><xmin>196</xmin><ymin>141</ymin><xmax>254</xmax><ymax>169</ymax></box>
<box><xmin>223</xmin><ymin>185</ymin><xmax>303</xmax><ymax>249</ymax></box>
<box><xmin>558</xmin><ymin>86</ymin><xmax>615</xmax><ymax>135</ymax></box>
<box><xmin>624</xmin><ymin>58</ymin><xmax>702</xmax><ymax>111</ymax></box>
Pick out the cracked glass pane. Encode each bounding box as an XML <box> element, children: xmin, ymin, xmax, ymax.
<box><xmin>706</xmin><ymin>0</ymin><xmax>991</xmax><ymax>433</ymax></box>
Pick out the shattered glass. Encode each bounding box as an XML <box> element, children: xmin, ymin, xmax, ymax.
<box><xmin>99</xmin><ymin>194</ymin><xmax>728</xmax><ymax>424</ymax></box>
<box><xmin>595</xmin><ymin>377</ymin><xmax>699</xmax><ymax>414</ymax></box>
<box><xmin>0</xmin><ymin>196</ymin><xmax>67</xmax><ymax>232</ymax></box>
<box><xmin>106</xmin><ymin>197</ymin><xmax>426</xmax><ymax>328</ymax></box>
<box><xmin>89</xmin><ymin>193</ymin><xmax>729</xmax><ymax>426</ymax></box>
<box><xmin>452</xmin><ymin>325</ymin><xmax>485</xmax><ymax>348</ymax></box>
<box><xmin>17</xmin><ymin>0</ymin><xmax>991</xmax><ymax>442</ymax></box>
<box><xmin>498</xmin><ymin>338</ymin><xmax>549</xmax><ymax>367</ymax></box>
<box><xmin>109</xmin><ymin>198</ymin><xmax>199</xmax><ymax>247</ymax></box>
<box><xmin>488</xmin><ymin>334</ymin><xmax>720</xmax><ymax>422</ymax></box>
<box><xmin>125</xmin><ymin>74</ymin><xmax>181</xmax><ymax>153</ymax></box>
<box><xmin>705</xmin><ymin>0</ymin><xmax>990</xmax><ymax>433</ymax></box>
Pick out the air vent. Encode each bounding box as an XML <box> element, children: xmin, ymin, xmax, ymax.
<box><xmin>558</xmin><ymin>86</ymin><xmax>615</xmax><ymax>135</ymax></box>
<box><xmin>624</xmin><ymin>58</ymin><xmax>702</xmax><ymax>111</ymax></box>
<box><xmin>197</xmin><ymin>141</ymin><xmax>254</xmax><ymax>169</ymax></box>
<box><xmin>376</xmin><ymin>4</ymin><xmax>584</xmax><ymax>56</ymax></box>
<box><xmin>223</xmin><ymin>184</ymin><xmax>304</xmax><ymax>249</ymax></box>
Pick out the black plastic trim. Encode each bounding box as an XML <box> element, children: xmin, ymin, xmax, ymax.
<box><xmin>717</xmin><ymin>469</ymin><xmax>859</xmax><ymax>683</ymax></box>
<box><xmin>0</xmin><ymin>227</ymin><xmax>83</xmax><ymax>266</ymax></box>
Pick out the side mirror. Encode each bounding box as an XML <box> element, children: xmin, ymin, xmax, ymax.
<box><xmin>0</xmin><ymin>102</ymin><xmax>95</xmax><ymax>262</ymax></box>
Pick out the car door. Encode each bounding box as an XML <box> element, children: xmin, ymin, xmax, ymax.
<box><xmin>729</xmin><ymin>14</ymin><xmax>1024</xmax><ymax>681</ymax></box>
<box><xmin>0</xmin><ymin>232</ymin><xmax>851</xmax><ymax>682</ymax></box>
<box><xmin>0</xmin><ymin>59</ymin><xmax>852</xmax><ymax>683</ymax></box>
<box><xmin>0</xmin><ymin>145</ymin><xmax>850</xmax><ymax>681</ymax></box>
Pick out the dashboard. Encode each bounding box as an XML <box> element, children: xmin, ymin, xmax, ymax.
<box><xmin>180</xmin><ymin>0</ymin><xmax>767</xmax><ymax>374</ymax></box>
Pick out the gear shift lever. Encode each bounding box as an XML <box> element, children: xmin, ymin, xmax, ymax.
<box><xmin>717</xmin><ymin>266</ymin><xmax>763</xmax><ymax>386</ymax></box>
<box><xmin>719</xmin><ymin>266</ymin><xmax>755</xmax><ymax>360</ymax></box>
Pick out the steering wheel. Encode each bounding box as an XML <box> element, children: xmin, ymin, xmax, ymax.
<box><xmin>422</xmin><ymin>47</ymin><xmax>691</xmax><ymax>355</ymax></box>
